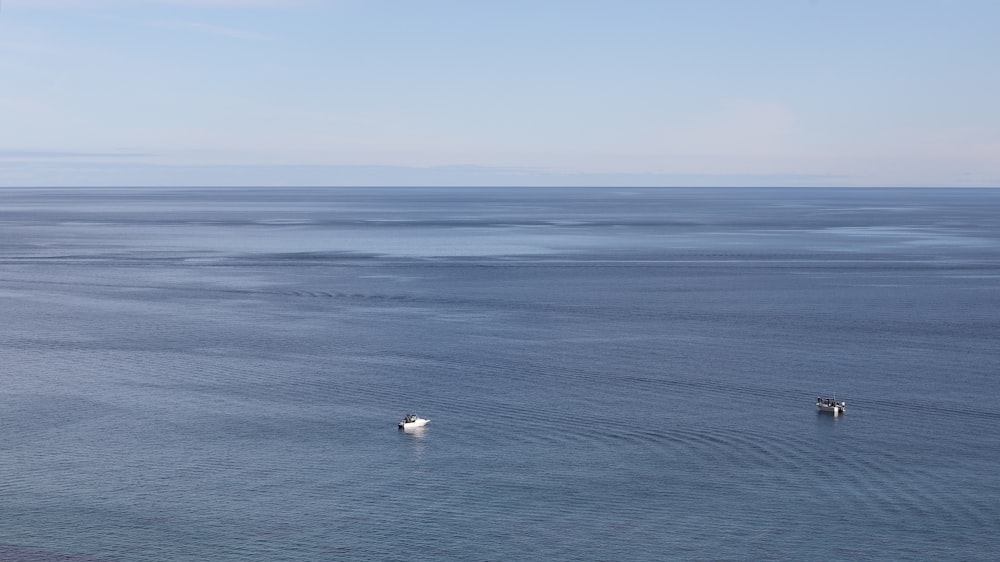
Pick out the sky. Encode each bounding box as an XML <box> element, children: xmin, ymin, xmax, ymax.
<box><xmin>1</xmin><ymin>0</ymin><xmax>998</xmax><ymax>187</ymax></box>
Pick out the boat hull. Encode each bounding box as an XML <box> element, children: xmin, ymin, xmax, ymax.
<box><xmin>816</xmin><ymin>401</ymin><xmax>846</xmax><ymax>414</ymax></box>
<box><xmin>398</xmin><ymin>418</ymin><xmax>430</xmax><ymax>429</ymax></box>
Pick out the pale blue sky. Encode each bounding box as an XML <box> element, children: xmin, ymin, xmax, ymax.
<box><xmin>1</xmin><ymin>0</ymin><xmax>998</xmax><ymax>187</ymax></box>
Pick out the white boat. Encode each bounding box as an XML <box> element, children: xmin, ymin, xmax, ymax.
<box><xmin>816</xmin><ymin>397</ymin><xmax>846</xmax><ymax>414</ymax></box>
<box><xmin>398</xmin><ymin>414</ymin><xmax>430</xmax><ymax>429</ymax></box>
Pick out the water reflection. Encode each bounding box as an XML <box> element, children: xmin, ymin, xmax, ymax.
<box><xmin>401</xmin><ymin>426</ymin><xmax>428</xmax><ymax>461</ymax></box>
<box><xmin>401</xmin><ymin>425</ymin><xmax>429</xmax><ymax>438</ymax></box>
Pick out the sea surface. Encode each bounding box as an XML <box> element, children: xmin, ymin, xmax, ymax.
<box><xmin>1</xmin><ymin>186</ymin><xmax>998</xmax><ymax>561</ymax></box>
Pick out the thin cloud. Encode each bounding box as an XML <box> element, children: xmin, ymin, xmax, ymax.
<box><xmin>18</xmin><ymin>0</ymin><xmax>321</xmax><ymax>8</ymax></box>
<box><xmin>136</xmin><ymin>0</ymin><xmax>318</xmax><ymax>5</ymax></box>
<box><xmin>0</xmin><ymin>149</ymin><xmax>151</xmax><ymax>159</ymax></box>
<box><xmin>166</xmin><ymin>20</ymin><xmax>274</xmax><ymax>41</ymax></box>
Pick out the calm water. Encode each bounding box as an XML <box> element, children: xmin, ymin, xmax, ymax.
<box><xmin>1</xmin><ymin>187</ymin><xmax>998</xmax><ymax>561</ymax></box>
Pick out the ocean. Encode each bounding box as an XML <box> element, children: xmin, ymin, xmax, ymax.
<box><xmin>1</xmin><ymin>187</ymin><xmax>998</xmax><ymax>560</ymax></box>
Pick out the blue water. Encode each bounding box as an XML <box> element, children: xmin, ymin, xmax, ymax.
<box><xmin>1</xmin><ymin>187</ymin><xmax>998</xmax><ymax>561</ymax></box>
